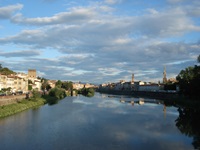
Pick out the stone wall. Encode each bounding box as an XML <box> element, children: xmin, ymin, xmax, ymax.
<box><xmin>0</xmin><ymin>95</ymin><xmax>26</xmax><ymax>106</ymax></box>
<box><xmin>98</xmin><ymin>89</ymin><xmax>179</xmax><ymax>100</ymax></box>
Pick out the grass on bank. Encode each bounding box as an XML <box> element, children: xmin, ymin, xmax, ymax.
<box><xmin>0</xmin><ymin>98</ymin><xmax>46</xmax><ymax>118</ymax></box>
<box><xmin>0</xmin><ymin>88</ymin><xmax>69</xmax><ymax>118</ymax></box>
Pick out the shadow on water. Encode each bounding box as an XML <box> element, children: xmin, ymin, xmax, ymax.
<box><xmin>117</xmin><ymin>95</ymin><xmax>200</xmax><ymax>149</ymax></box>
<box><xmin>175</xmin><ymin>107</ymin><xmax>200</xmax><ymax>149</ymax></box>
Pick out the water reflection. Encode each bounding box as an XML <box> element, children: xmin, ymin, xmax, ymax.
<box><xmin>0</xmin><ymin>93</ymin><xmax>196</xmax><ymax>150</ymax></box>
<box><xmin>176</xmin><ymin>107</ymin><xmax>200</xmax><ymax>149</ymax></box>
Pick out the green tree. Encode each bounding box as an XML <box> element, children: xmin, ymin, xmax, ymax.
<box><xmin>0</xmin><ymin>67</ymin><xmax>16</xmax><ymax>75</ymax></box>
<box><xmin>28</xmin><ymin>80</ymin><xmax>33</xmax><ymax>84</ymax></box>
<box><xmin>78</xmin><ymin>88</ymin><xmax>95</xmax><ymax>97</ymax></box>
<box><xmin>28</xmin><ymin>85</ymin><xmax>32</xmax><ymax>91</ymax></box>
<box><xmin>61</xmin><ymin>81</ymin><xmax>73</xmax><ymax>91</ymax></box>
<box><xmin>198</xmin><ymin>54</ymin><xmax>200</xmax><ymax>63</ymax></box>
<box><xmin>55</xmin><ymin>80</ymin><xmax>62</xmax><ymax>88</ymax></box>
<box><xmin>164</xmin><ymin>83</ymin><xmax>176</xmax><ymax>91</ymax></box>
<box><xmin>32</xmin><ymin>89</ymin><xmax>41</xmax><ymax>100</ymax></box>
<box><xmin>41</xmin><ymin>78</ymin><xmax>51</xmax><ymax>91</ymax></box>
<box><xmin>49</xmin><ymin>87</ymin><xmax>66</xmax><ymax>100</ymax></box>
<box><xmin>176</xmin><ymin>107</ymin><xmax>200</xmax><ymax>149</ymax></box>
<box><xmin>176</xmin><ymin>64</ymin><xmax>200</xmax><ymax>97</ymax></box>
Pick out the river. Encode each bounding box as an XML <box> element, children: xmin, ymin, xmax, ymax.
<box><xmin>0</xmin><ymin>92</ymin><xmax>198</xmax><ymax>150</ymax></box>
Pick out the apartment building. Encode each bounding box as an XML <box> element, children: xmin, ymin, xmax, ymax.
<box><xmin>73</xmin><ymin>82</ymin><xmax>84</xmax><ymax>90</ymax></box>
<box><xmin>0</xmin><ymin>74</ymin><xmax>28</xmax><ymax>93</ymax></box>
<box><xmin>0</xmin><ymin>69</ymin><xmax>42</xmax><ymax>93</ymax></box>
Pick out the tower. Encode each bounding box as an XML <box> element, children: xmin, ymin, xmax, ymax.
<box><xmin>131</xmin><ymin>74</ymin><xmax>134</xmax><ymax>83</ymax></box>
<box><xmin>163</xmin><ymin>66</ymin><xmax>167</xmax><ymax>84</ymax></box>
<box><xmin>28</xmin><ymin>69</ymin><xmax>36</xmax><ymax>78</ymax></box>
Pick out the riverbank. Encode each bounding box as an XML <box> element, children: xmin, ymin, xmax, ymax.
<box><xmin>0</xmin><ymin>98</ymin><xmax>46</xmax><ymax>118</ymax></box>
<box><xmin>0</xmin><ymin>94</ymin><xmax>28</xmax><ymax>106</ymax></box>
<box><xmin>98</xmin><ymin>89</ymin><xmax>200</xmax><ymax>109</ymax></box>
<box><xmin>98</xmin><ymin>89</ymin><xmax>179</xmax><ymax>100</ymax></box>
<box><xmin>0</xmin><ymin>89</ymin><xmax>69</xmax><ymax>118</ymax></box>
<box><xmin>98</xmin><ymin>88</ymin><xmax>200</xmax><ymax>101</ymax></box>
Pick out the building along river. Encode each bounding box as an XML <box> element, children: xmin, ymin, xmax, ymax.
<box><xmin>0</xmin><ymin>92</ymin><xmax>199</xmax><ymax>150</ymax></box>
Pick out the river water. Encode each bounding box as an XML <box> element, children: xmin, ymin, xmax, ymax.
<box><xmin>0</xmin><ymin>93</ymin><xmax>198</xmax><ymax>150</ymax></box>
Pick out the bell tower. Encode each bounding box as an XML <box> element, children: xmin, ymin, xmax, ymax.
<box><xmin>131</xmin><ymin>74</ymin><xmax>134</xmax><ymax>83</ymax></box>
<box><xmin>163</xmin><ymin>66</ymin><xmax>167</xmax><ymax>84</ymax></box>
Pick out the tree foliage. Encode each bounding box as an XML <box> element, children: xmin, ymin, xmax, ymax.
<box><xmin>41</xmin><ymin>78</ymin><xmax>51</xmax><ymax>91</ymax></box>
<box><xmin>44</xmin><ymin>87</ymin><xmax>67</xmax><ymax>105</ymax></box>
<box><xmin>55</xmin><ymin>80</ymin><xmax>62</xmax><ymax>88</ymax></box>
<box><xmin>78</xmin><ymin>88</ymin><xmax>95</xmax><ymax>97</ymax></box>
<box><xmin>28</xmin><ymin>85</ymin><xmax>32</xmax><ymax>91</ymax></box>
<box><xmin>0</xmin><ymin>65</ymin><xmax>16</xmax><ymax>75</ymax></box>
<box><xmin>55</xmin><ymin>80</ymin><xmax>73</xmax><ymax>91</ymax></box>
<box><xmin>176</xmin><ymin>107</ymin><xmax>200</xmax><ymax>149</ymax></box>
<box><xmin>49</xmin><ymin>87</ymin><xmax>66</xmax><ymax>100</ymax></box>
<box><xmin>198</xmin><ymin>54</ymin><xmax>200</xmax><ymax>63</ymax></box>
<box><xmin>61</xmin><ymin>81</ymin><xmax>73</xmax><ymax>91</ymax></box>
<box><xmin>176</xmin><ymin>65</ymin><xmax>200</xmax><ymax>98</ymax></box>
<box><xmin>32</xmin><ymin>89</ymin><xmax>42</xmax><ymax>100</ymax></box>
<box><xmin>164</xmin><ymin>83</ymin><xmax>176</xmax><ymax>91</ymax></box>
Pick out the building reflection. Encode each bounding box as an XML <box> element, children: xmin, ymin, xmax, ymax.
<box><xmin>163</xmin><ymin>105</ymin><xmax>166</xmax><ymax>119</ymax></box>
<box><xmin>175</xmin><ymin>107</ymin><xmax>200</xmax><ymax>149</ymax></box>
<box><xmin>119</xmin><ymin>98</ymin><xmax>162</xmax><ymax>106</ymax></box>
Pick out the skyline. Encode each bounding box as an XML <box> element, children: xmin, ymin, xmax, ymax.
<box><xmin>0</xmin><ymin>0</ymin><xmax>200</xmax><ymax>84</ymax></box>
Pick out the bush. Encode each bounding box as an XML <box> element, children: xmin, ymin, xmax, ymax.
<box><xmin>44</xmin><ymin>87</ymin><xmax>67</xmax><ymax>105</ymax></box>
<box><xmin>49</xmin><ymin>87</ymin><xmax>66</xmax><ymax>99</ymax></box>
<box><xmin>31</xmin><ymin>90</ymin><xmax>42</xmax><ymax>101</ymax></box>
<box><xmin>78</xmin><ymin>88</ymin><xmax>95</xmax><ymax>97</ymax></box>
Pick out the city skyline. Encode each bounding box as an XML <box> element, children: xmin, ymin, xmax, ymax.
<box><xmin>0</xmin><ymin>0</ymin><xmax>199</xmax><ymax>84</ymax></box>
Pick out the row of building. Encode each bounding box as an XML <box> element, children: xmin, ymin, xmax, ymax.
<box><xmin>47</xmin><ymin>80</ymin><xmax>97</xmax><ymax>90</ymax></box>
<box><xmin>0</xmin><ymin>69</ymin><xmax>97</xmax><ymax>94</ymax></box>
<box><xmin>0</xmin><ymin>69</ymin><xmax>41</xmax><ymax>94</ymax></box>
<box><xmin>99</xmin><ymin>68</ymin><xmax>178</xmax><ymax>92</ymax></box>
<box><xmin>99</xmin><ymin>80</ymin><xmax>167</xmax><ymax>92</ymax></box>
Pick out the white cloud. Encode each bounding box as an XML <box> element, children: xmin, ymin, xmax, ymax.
<box><xmin>167</xmin><ymin>0</ymin><xmax>185</xmax><ymax>3</ymax></box>
<box><xmin>104</xmin><ymin>0</ymin><xmax>123</xmax><ymax>5</ymax></box>
<box><xmin>0</xmin><ymin>1</ymin><xmax>199</xmax><ymax>83</ymax></box>
<box><xmin>0</xmin><ymin>50</ymin><xmax>40</xmax><ymax>58</ymax></box>
<box><xmin>11</xmin><ymin>7</ymin><xmax>96</xmax><ymax>25</ymax></box>
<box><xmin>98</xmin><ymin>68</ymin><xmax>124</xmax><ymax>76</ymax></box>
<box><xmin>146</xmin><ymin>8</ymin><xmax>159</xmax><ymax>15</ymax></box>
<box><xmin>0</xmin><ymin>4</ymin><xmax>23</xmax><ymax>19</ymax></box>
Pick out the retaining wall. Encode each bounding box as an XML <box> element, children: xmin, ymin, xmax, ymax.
<box><xmin>0</xmin><ymin>95</ymin><xmax>26</xmax><ymax>106</ymax></box>
<box><xmin>98</xmin><ymin>89</ymin><xmax>180</xmax><ymax>100</ymax></box>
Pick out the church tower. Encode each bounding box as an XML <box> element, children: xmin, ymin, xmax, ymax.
<box><xmin>163</xmin><ymin>66</ymin><xmax>167</xmax><ymax>84</ymax></box>
<box><xmin>28</xmin><ymin>69</ymin><xmax>36</xmax><ymax>78</ymax></box>
<box><xmin>131</xmin><ymin>74</ymin><xmax>134</xmax><ymax>83</ymax></box>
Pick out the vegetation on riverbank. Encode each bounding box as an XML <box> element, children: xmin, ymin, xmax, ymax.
<box><xmin>78</xmin><ymin>88</ymin><xmax>95</xmax><ymax>97</ymax></box>
<box><xmin>176</xmin><ymin>54</ymin><xmax>200</xmax><ymax>99</ymax></box>
<box><xmin>0</xmin><ymin>97</ymin><xmax>46</xmax><ymax>118</ymax></box>
<box><xmin>0</xmin><ymin>87</ymin><xmax>68</xmax><ymax>118</ymax></box>
<box><xmin>163</xmin><ymin>98</ymin><xmax>200</xmax><ymax>109</ymax></box>
<box><xmin>43</xmin><ymin>87</ymin><xmax>67</xmax><ymax>105</ymax></box>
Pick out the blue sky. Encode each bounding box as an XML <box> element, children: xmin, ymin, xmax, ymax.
<box><xmin>0</xmin><ymin>0</ymin><xmax>200</xmax><ymax>84</ymax></box>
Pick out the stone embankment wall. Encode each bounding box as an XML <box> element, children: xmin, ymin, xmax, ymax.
<box><xmin>0</xmin><ymin>95</ymin><xmax>26</xmax><ymax>106</ymax></box>
<box><xmin>98</xmin><ymin>89</ymin><xmax>180</xmax><ymax>100</ymax></box>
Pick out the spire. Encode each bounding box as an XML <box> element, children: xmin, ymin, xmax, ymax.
<box><xmin>132</xmin><ymin>74</ymin><xmax>134</xmax><ymax>83</ymax></box>
<box><xmin>163</xmin><ymin>66</ymin><xmax>167</xmax><ymax>84</ymax></box>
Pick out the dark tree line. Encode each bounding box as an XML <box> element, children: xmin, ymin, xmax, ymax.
<box><xmin>176</xmin><ymin>55</ymin><xmax>200</xmax><ymax>98</ymax></box>
<box><xmin>78</xmin><ymin>88</ymin><xmax>95</xmax><ymax>97</ymax></box>
<box><xmin>0</xmin><ymin>64</ymin><xmax>16</xmax><ymax>75</ymax></box>
<box><xmin>176</xmin><ymin>107</ymin><xmax>200</xmax><ymax>149</ymax></box>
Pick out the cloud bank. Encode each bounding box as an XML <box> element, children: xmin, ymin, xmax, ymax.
<box><xmin>0</xmin><ymin>1</ymin><xmax>199</xmax><ymax>83</ymax></box>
